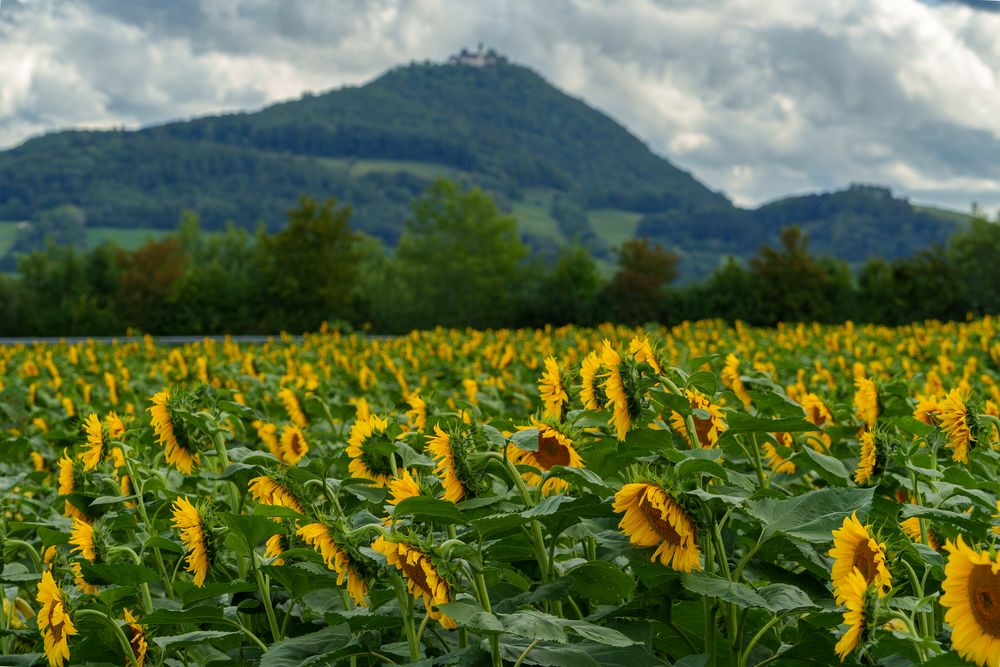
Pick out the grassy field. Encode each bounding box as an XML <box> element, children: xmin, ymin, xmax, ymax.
<box><xmin>317</xmin><ymin>157</ymin><xmax>457</xmax><ymax>180</ymax></box>
<box><xmin>588</xmin><ymin>208</ymin><xmax>643</xmax><ymax>248</ymax></box>
<box><xmin>87</xmin><ymin>226</ymin><xmax>171</xmax><ymax>250</ymax></box>
<box><xmin>0</xmin><ymin>221</ymin><xmax>19</xmax><ymax>256</ymax></box>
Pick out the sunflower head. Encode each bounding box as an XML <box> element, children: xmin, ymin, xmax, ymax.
<box><xmin>69</xmin><ymin>517</ymin><xmax>108</xmax><ymax>564</ymax></box>
<box><xmin>346</xmin><ymin>415</ymin><xmax>397</xmax><ymax>487</ymax></box>
<box><xmin>834</xmin><ymin>567</ymin><xmax>880</xmax><ymax>662</ymax></box>
<box><xmin>613</xmin><ymin>481</ymin><xmax>701</xmax><ymax>572</ymax></box>
<box><xmin>599</xmin><ymin>340</ymin><xmax>652</xmax><ymax>441</ymax></box>
<box><xmin>939</xmin><ymin>388</ymin><xmax>986</xmax><ymax>464</ymax></box>
<box><xmin>372</xmin><ymin>534</ymin><xmax>457</xmax><ymax>628</ymax></box>
<box><xmin>426</xmin><ymin>424</ymin><xmax>490</xmax><ymax>503</ymax></box>
<box><xmin>721</xmin><ymin>353</ymin><xmax>752</xmax><ymax>409</ymax></box>
<box><xmin>148</xmin><ymin>388</ymin><xmax>203</xmax><ymax>475</ymax></box>
<box><xmin>829</xmin><ymin>512</ymin><xmax>893</xmax><ymax>601</ymax></box>
<box><xmin>538</xmin><ymin>356</ymin><xmax>571</xmax><ymax>420</ymax></box>
<box><xmin>941</xmin><ymin>535</ymin><xmax>1000</xmax><ymax>667</ymax></box>
<box><xmin>854</xmin><ymin>428</ymin><xmax>895</xmax><ymax>486</ymax></box>
<box><xmin>296</xmin><ymin>522</ymin><xmax>374</xmax><ymax>607</ymax></box>
<box><xmin>170</xmin><ymin>496</ymin><xmax>219</xmax><ymax>587</ymax></box>
<box><xmin>579</xmin><ymin>350</ymin><xmax>607</xmax><ymax>411</ymax></box>
<box><xmin>854</xmin><ymin>378</ymin><xmax>880</xmax><ymax>426</ymax></box>
<box><xmin>510</xmin><ymin>418</ymin><xmax>585</xmax><ymax>495</ymax></box>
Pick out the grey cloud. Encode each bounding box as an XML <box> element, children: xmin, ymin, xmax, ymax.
<box><xmin>0</xmin><ymin>0</ymin><xmax>998</xmax><ymax>214</ymax></box>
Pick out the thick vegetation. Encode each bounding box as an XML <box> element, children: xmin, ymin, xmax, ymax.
<box><xmin>2</xmin><ymin>318</ymin><xmax>1000</xmax><ymax>666</ymax></box>
<box><xmin>0</xmin><ymin>179</ymin><xmax>997</xmax><ymax>336</ymax></box>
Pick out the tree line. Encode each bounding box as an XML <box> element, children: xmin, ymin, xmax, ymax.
<box><xmin>0</xmin><ymin>177</ymin><xmax>997</xmax><ymax>336</ymax></box>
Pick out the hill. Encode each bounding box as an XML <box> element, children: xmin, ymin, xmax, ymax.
<box><xmin>0</xmin><ymin>53</ymin><xmax>968</xmax><ymax>279</ymax></box>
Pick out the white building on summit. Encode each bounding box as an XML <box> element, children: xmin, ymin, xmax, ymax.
<box><xmin>448</xmin><ymin>44</ymin><xmax>505</xmax><ymax>67</ymax></box>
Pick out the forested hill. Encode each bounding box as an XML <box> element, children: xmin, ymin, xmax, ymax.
<box><xmin>0</xmin><ymin>55</ymin><xmax>967</xmax><ymax>278</ymax></box>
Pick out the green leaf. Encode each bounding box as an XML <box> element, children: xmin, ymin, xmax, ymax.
<box><xmin>676</xmin><ymin>457</ymin><xmax>727</xmax><ymax>480</ymax></box>
<box><xmin>499</xmin><ymin>609</ymin><xmax>568</xmax><ymax>643</ymax></box>
<box><xmin>511</xmin><ymin>428</ymin><xmax>539</xmax><ymax>452</ymax></box>
<box><xmin>260</xmin><ymin>625</ymin><xmax>357</xmax><ymax>667</ymax></box>
<box><xmin>747</xmin><ymin>487</ymin><xmax>875</xmax><ymax>543</ymax></box>
<box><xmin>142</xmin><ymin>606</ymin><xmax>226</xmax><ymax>626</ymax></box>
<box><xmin>564</xmin><ymin>620</ymin><xmax>639</xmax><ymax>647</ymax></box>
<box><xmin>437</xmin><ymin>599</ymin><xmax>504</xmax><ymax>633</ymax></box>
<box><xmin>392</xmin><ymin>496</ymin><xmax>468</xmax><ymax>524</ymax></box>
<box><xmin>567</xmin><ymin>560</ymin><xmax>635</xmax><ymax>604</ymax></box>
<box><xmin>681</xmin><ymin>571</ymin><xmax>768</xmax><ymax>609</ymax></box>
<box><xmin>88</xmin><ymin>495</ymin><xmax>134</xmax><ymax>507</ymax></box>
<box><xmin>79</xmin><ymin>562</ymin><xmax>159</xmax><ymax>586</ymax></box>
<box><xmin>686</xmin><ymin>371</ymin><xmax>718</xmax><ymax>395</ymax></box>
<box><xmin>144</xmin><ymin>535</ymin><xmax>184</xmax><ymax>554</ymax></box>
<box><xmin>795</xmin><ymin>446</ymin><xmax>850</xmax><ymax>486</ymax></box>
<box><xmin>899</xmin><ymin>504</ymin><xmax>981</xmax><ymax>532</ymax></box>
<box><xmin>154</xmin><ymin>630</ymin><xmax>239</xmax><ymax>654</ymax></box>
<box><xmin>221</xmin><ymin>512</ymin><xmax>283</xmax><ymax>547</ymax></box>
<box><xmin>757</xmin><ymin>584</ymin><xmax>819</xmax><ymax>613</ymax></box>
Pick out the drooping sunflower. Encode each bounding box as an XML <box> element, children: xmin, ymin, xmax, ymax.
<box><xmin>248</xmin><ymin>475</ymin><xmax>305</xmax><ymax>514</ymax></box>
<box><xmin>939</xmin><ymin>388</ymin><xmax>976</xmax><ymax>464</ymax></box>
<box><xmin>510</xmin><ymin>419</ymin><xmax>584</xmax><ymax>495</ymax></box>
<box><xmin>801</xmin><ymin>392</ymin><xmax>833</xmax><ymax>448</ymax></box>
<box><xmin>70</xmin><ymin>562</ymin><xmax>99</xmax><ymax>595</ymax></box>
<box><xmin>579</xmin><ymin>350</ymin><xmax>605</xmax><ymax>411</ymax></box>
<box><xmin>913</xmin><ymin>393</ymin><xmax>942</xmax><ymax>426</ymax></box>
<box><xmin>279</xmin><ymin>424</ymin><xmax>309</xmax><ymax>466</ymax></box>
<box><xmin>427</xmin><ymin>425</ymin><xmax>468</xmax><ymax>503</ymax></box>
<box><xmin>346</xmin><ymin>414</ymin><xmax>395</xmax><ymax>487</ymax></box>
<box><xmin>36</xmin><ymin>570</ymin><xmax>77</xmax><ymax>667</ymax></box>
<box><xmin>387</xmin><ymin>469</ymin><xmax>423</xmax><ymax>507</ymax></box>
<box><xmin>253</xmin><ymin>420</ymin><xmax>282</xmax><ymax>459</ymax></box>
<box><xmin>538</xmin><ymin>356</ymin><xmax>570</xmax><ymax>420</ymax></box>
<box><xmin>265</xmin><ymin>532</ymin><xmax>288</xmax><ymax>566</ymax></box>
<box><xmin>69</xmin><ymin>518</ymin><xmax>99</xmax><ymax>563</ymax></box>
<box><xmin>279</xmin><ymin>388</ymin><xmax>308</xmax><ymax>428</ymax></box>
<box><xmin>834</xmin><ymin>567</ymin><xmax>875</xmax><ymax>661</ymax></box>
<box><xmin>297</xmin><ymin>523</ymin><xmax>368</xmax><ymax>606</ymax></box>
<box><xmin>79</xmin><ymin>413</ymin><xmax>104</xmax><ymax>471</ymax></box>
<box><xmin>669</xmin><ymin>388</ymin><xmax>727</xmax><ymax>448</ymax></box>
<box><xmin>122</xmin><ymin>608</ymin><xmax>148</xmax><ymax>667</ymax></box>
<box><xmin>854</xmin><ymin>378</ymin><xmax>879</xmax><ymax>426</ymax></box>
<box><xmin>854</xmin><ymin>430</ymin><xmax>878</xmax><ymax>485</ymax></box>
<box><xmin>373</xmin><ymin>536</ymin><xmax>456</xmax><ymax>628</ymax></box>
<box><xmin>171</xmin><ymin>496</ymin><xmax>212</xmax><ymax>587</ymax></box>
<box><xmin>829</xmin><ymin>512</ymin><xmax>892</xmax><ymax>601</ymax></box>
<box><xmin>148</xmin><ymin>390</ymin><xmax>200</xmax><ymax>475</ymax></box>
<box><xmin>628</xmin><ymin>335</ymin><xmax>662</xmax><ymax>374</ymax></box>
<box><xmin>405</xmin><ymin>392</ymin><xmax>428</xmax><ymax>431</ymax></box>
<box><xmin>58</xmin><ymin>454</ymin><xmax>87</xmax><ymax>522</ymax></box>
<box><xmin>722</xmin><ymin>353</ymin><xmax>752</xmax><ymax>409</ymax></box>
<box><xmin>613</xmin><ymin>482</ymin><xmax>701</xmax><ymax>572</ymax></box>
<box><xmin>941</xmin><ymin>535</ymin><xmax>1000</xmax><ymax>667</ymax></box>
<box><xmin>600</xmin><ymin>340</ymin><xmax>640</xmax><ymax>441</ymax></box>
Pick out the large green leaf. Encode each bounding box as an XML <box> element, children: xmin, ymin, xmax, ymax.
<box><xmin>726</xmin><ymin>414</ymin><xmax>820</xmax><ymax>434</ymax></box>
<box><xmin>259</xmin><ymin>625</ymin><xmax>357</xmax><ymax>667</ymax></box>
<box><xmin>681</xmin><ymin>571</ymin><xmax>768</xmax><ymax>609</ymax></box>
<box><xmin>392</xmin><ymin>496</ymin><xmax>468</xmax><ymax>525</ymax></box>
<box><xmin>566</xmin><ymin>560</ymin><xmax>635</xmax><ymax>604</ymax></box>
<box><xmin>746</xmin><ymin>487</ymin><xmax>875</xmax><ymax>543</ymax></box>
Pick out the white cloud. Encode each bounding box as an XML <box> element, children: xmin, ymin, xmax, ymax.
<box><xmin>1</xmin><ymin>0</ymin><xmax>999</xmax><ymax>214</ymax></box>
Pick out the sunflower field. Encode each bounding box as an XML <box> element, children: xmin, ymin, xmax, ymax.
<box><xmin>2</xmin><ymin>318</ymin><xmax>1000</xmax><ymax>667</ymax></box>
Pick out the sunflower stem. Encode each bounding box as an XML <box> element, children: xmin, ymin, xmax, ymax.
<box><xmin>391</xmin><ymin>574</ymin><xmax>420</xmax><ymax>662</ymax></box>
<box><xmin>4</xmin><ymin>539</ymin><xmax>42</xmax><ymax>573</ymax></box>
<box><xmin>502</xmin><ymin>457</ymin><xmax>551</xmax><ymax>579</ymax></box>
<box><xmin>125</xmin><ymin>457</ymin><xmax>174</xmax><ymax>598</ymax></box>
<box><xmin>109</xmin><ymin>546</ymin><xmax>154</xmax><ymax>613</ymax></box>
<box><xmin>711</xmin><ymin>521</ymin><xmax>739</xmax><ymax>664</ymax></box>
<box><xmin>740</xmin><ymin>612</ymin><xmax>787</xmax><ymax>667</ymax></box>
<box><xmin>747</xmin><ymin>433</ymin><xmax>769</xmax><ymax>490</ymax></box>
<box><xmin>250</xmin><ymin>552</ymin><xmax>282</xmax><ymax>642</ymax></box>
<box><xmin>212</xmin><ymin>430</ymin><xmax>241</xmax><ymax>513</ymax></box>
<box><xmin>447</xmin><ymin>524</ymin><xmax>468</xmax><ymax>649</ymax></box>
<box><xmin>75</xmin><ymin>609</ymin><xmax>140</xmax><ymax>667</ymax></box>
<box><xmin>703</xmin><ymin>529</ymin><xmax>717</xmax><ymax>667</ymax></box>
<box><xmin>473</xmin><ymin>572</ymin><xmax>502</xmax><ymax>667</ymax></box>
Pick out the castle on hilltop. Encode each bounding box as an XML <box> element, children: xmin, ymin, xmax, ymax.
<box><xmin>448</xmin><ymin>43</ymin><xmax>506</xmax><ymax>67</ymax></box>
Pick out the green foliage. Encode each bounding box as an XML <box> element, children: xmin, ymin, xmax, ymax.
<box><xmin>394</xmin><ymin>178</ymin><xmax>527</xmax><ymax>329</ymax></box>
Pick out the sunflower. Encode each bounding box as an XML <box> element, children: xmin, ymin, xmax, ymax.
<box><xmin>346</xmin><ymin>414</ymin><xmax>394</xmax><ymax>487</ymax></box>
<box><xmin>248</xmin><ymin>476</ymin><xmax>305</xmax><ymax>514</ymax></box>
<box><xmin>762</xmin><ymin>433</ymin><xmax>795</xmax><ymax>475</ymax></box>
<box><xmin>829</xmin><ymin>512</ymin><xmax>892</xmax><ymax>601</ymax></box>
<box><xmin>601</xmin><ymin>340</ymin><xmax>638</xmax><ymax>441</ymax></box>
<box><xmin>373</xmin><ymin>536</ymin><xmax>456</xmax><ymax>628</ymax></box>
<box><xmin>79</xmin><ymin>413</ymin><xmax>104</xmax><ymax>471</ymax></box>
<box><xmin>854</xmin><ymin>430</ymin><xmax>878</xmax><ymax>485</ymax></box>
<box><xmin>148</xmin><ymin>390</ymin><xmax>200</xmax><ymax>475</ymax></box>
<box><xmin>834</xmin><ymin>567</ymin><xmax>875</xmax><ymax>661</ymax></box>
<box><xmin>69</xmin><ymin>518</ymin><xmax>98</xmax><ymax>563</ymax></box>
<box><xmin>387</xmin><ymin>469</ymin><xmax>423</xmax><ymax>507</ymax></box>
<box><xmin>913</xmin><ymin>393</ymin><xmax>942</xmax><ymax>426</ymax></box>
<box><xmin>406</xmin><ymin>392</ymin><xmax>428</xmax><ymax>431</ymax></box>
<box><xmin>538</xmin><ymin>356</ymin><xmax>570</xmax><ymax>419</ymax></box>
<box><xmin>510</xmin><ymin>419</ymin><xmax>584</xmax><ymax>495</ymax></box>
<box><xmin>427</xmin><ymin>425</ymin><xmax>469</xmax><ymax>503</ymax></box>
<box><xmin>57</xmin><ymin>454</ymin><xmax>86</xmax><ymax>522</ymax></box>
<box><xmin>854</xmin><ymin>378</ymin><xmax>879</xmax><ymax>426</ymax></box>
<box><xmin>252</xmin><ymin>420</ymin><xmax>281</xmax><ymax>459</ymax></box>
<box><xmin>279</xmin><ymin>424</ymin><xmax>309</xmax><ymax>466</ymax></box>
<box><xmin>71</xmin><ymin>562</ymin><xmax>99</xmax><ymax>595</ymax></box>
<box><xmin>171</xmin><ymin>496</ymin><xmax>212</xmax><ymax>587</ymax></box>
<box><xmin>265</xmin><ymin>533</ymin><xmax>287</xmax><ymax>566</ymax></box>
<box><xmin>279</xmin><ymin>388</ymin><xmax>308</xmax><ymax>428</ymax></box>
<box><xmin>36</xmin><ymin>570</ymin><xmax>77</xmax><ymax>667</ymax></box>
<box><xmin>613</xmin><ymin>482</ymin><xmax>701</xmax><ymax>572</ymax></box>
<box><xmin>939</xmin><ymin>388</ymin><xmax>976</xmax><ymax>464</ymax></box>
<box><xmin>579</xmin><ymin>350</ymin><xmax>605</xmax><ymax>411</ymax></box>
<box><xmin>941</xmin><ymin>535</ymin><xmax>1000</xmax><ymax>667</ymax></box>
<box><xmin>628</xmin><ymin>335</ymin><xmax>662</xmax><ymax>374</ymax></box>
<box><xmin>669</xmin><ymin>388</ymin><xmax>727</xmax><ymax>448</ymax></box>
<box><xmin>105</xmin><ymin>411</ymin><xmax>126</xmax><ymax>440</ymax></box>
<box><xmin>722</xmin><ymin>354</ymin><xmax>752</xmax><ymax>409</ymax></box>
<box><xmin>123</xmin><ymin>608</ymin><xmax>148</xmax><ymax>667</ymax></box>
<box><xmin>297</xmin><ymin>523</ymin><xmax>367</xmax><ymax>606</ymax></box>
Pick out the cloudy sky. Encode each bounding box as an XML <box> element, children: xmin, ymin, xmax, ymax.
<box><xmin>2</xmin><ymin>0</ymin><xmax>1000</xmax><ymax>213</ymax></box>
